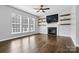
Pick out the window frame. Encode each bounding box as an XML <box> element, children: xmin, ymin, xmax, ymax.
<box><xmin>30</xmin><ymin>18</ymin><xmax>35</xmax><ymax>32</ymax></box>
<box><xmin>11</xmin><ymin>13</ymin><xmax>21</xmax><ymax>34</ymax></box>
<box><xmin>22</xmin><ymin>16</ymin><xmax>29</xmax><ymax>33</ymax></box>
<box><xmin>11</xmin><ymin>13</ymin><xmax>36</xmax><ymax>34</ymax></box>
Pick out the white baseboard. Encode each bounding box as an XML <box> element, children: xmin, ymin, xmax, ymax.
<box><xmin>58</xmin><ymin>35</ymin><xmax>71</xmax><ymax>38</ymax></box>
<box><xmin>76</xmin><ymin>44</ymin><xmax>79</xmax><ymax>47</ymax></box>
<box><xmin>0</xmin><ymin>33</ymin><xmax>38</xmax><ymax>42</ymax></box>
<box><xmin>71</xmin><ymin>39</ymin><xmax>76</xmax><ymax>46</ymax></box>
<box><xmin>0</xmin><ymin>37</ymin><xmax>13</xmax><ymax>42</ymax></box>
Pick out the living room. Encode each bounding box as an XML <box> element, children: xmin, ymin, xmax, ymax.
<box><xmin>0</xmin><ymin>5</ymin><xmax>78</xmax><ymax>53</ymax></box>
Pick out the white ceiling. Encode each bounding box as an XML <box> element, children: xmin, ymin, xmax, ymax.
<box><xmin>11</xmin><ymin>5</ymin><xmax>72</xmax><ymax>18</ymax></box>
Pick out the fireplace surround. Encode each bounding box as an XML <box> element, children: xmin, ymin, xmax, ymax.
<box><xmin>48</xmin><ymin>27</ymin><xmax>57</xmax><ymax>36</ymax></box>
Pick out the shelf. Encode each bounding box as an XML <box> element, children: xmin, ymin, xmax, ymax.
<box><xmin>38</xmin><ymin>18</ymin><xmax>46</xmax><ymax>20</ymax></box>
<box><xmin>38</xmin><ymin>24</ymin><xmax>46</xmax><ymax>26</ymax></box>
<box><xmin>60</xmin><ymin>18</ymin><xmax>71</xmax><ymax>21</ymax></box>
<box><xmin>60</xmin><ymin>14</ymin><xmax>71</xmax><ymax>17</ymax></box>
<box><xmin>38</xmin><ymin>21</ymin><xmax>46</xmax><ymax>23</ymax></box>
<box><xmin>60</xmin><ymin>23</ymin><xmax>71</xmax><ymax>25</ymax></box>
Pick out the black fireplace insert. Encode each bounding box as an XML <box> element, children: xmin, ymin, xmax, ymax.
<box><xmin>48</xmin><ymin>27</ymin><xmax>57</xmax><ymax>36</ymax></box>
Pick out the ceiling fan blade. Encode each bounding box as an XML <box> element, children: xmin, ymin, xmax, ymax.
<box><xmin>34</xmin><ymin>8</ymin><xmax>40</xmax><ymax>10</ymax></box>
<box><xmin>42</xmin><ymin>8</ymin><xmax>50</xmax><ymax>10</ymax></box>
<box><xmin>42</xmin><ymin>10</ymin><xmax>45</xmax><ymax>12</ymax></box>
<box><xmin>37</xmin><ymin>10</ymin><xmax>40</xmax><ymax>12</ymax></box>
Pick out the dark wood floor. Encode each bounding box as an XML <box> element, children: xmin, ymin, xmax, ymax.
<box><xmin>0</xmin><ymin>34</ymin><xmax>78</xmax><ymax>53</ymax></box>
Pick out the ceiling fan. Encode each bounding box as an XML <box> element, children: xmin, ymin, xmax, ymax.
<box><xmin>34</xmin><ymin>5</ymin><xmax>50</xmax><ymax>13</ymax></box>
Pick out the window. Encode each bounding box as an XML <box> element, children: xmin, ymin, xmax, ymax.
<box><xmin>22</xmin><ymin>16</ymin><xmax>29</xmax><ymax>32</ymax></box>
<box><xmin>11</xmin><ymin>13</ymin><xmax>21</xmax><ymax>34</ymax></box>
<box><xmin>11</xmin><ymin>13</ymin><xmax>36</xmax><ymax>34</ymax></box>
<box><xmin>30</xmin><ymin>18</ymin><xmax>35</xmax><ymax>32</ymax></box>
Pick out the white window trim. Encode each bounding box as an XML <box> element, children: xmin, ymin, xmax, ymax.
<box><xmin>11</xmin><ymin>13</ymin><xmax>22</xmax><ymax>34</ymax></box>
<box><xmin>22</xmin><ymin>17</ymin><xmax>29</xmax><ymax>33</ymax></box>
<box><xmin>11</xmin><ymin>13</ymin><xmax>36</xmax><ymax>34</ymax></box>
<box><xmin>30</xmin><ymin>18</ymin><xmax>35</xmax><ymax>32</ymax></box>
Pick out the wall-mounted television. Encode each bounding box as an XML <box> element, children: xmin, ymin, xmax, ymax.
<box><xmin>46</xmin><ymin>14</ymin><xmax>58</xmax><ymax>23</ymax></box>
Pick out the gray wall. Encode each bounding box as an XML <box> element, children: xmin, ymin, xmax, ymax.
<box><xmin>70</xmin><ymin>6</ymin><xmax>76</xmax><ymax>46</ymax></box>
<box><xmin>76</xmin><ymin>5</ymin><xmax>79</xmax><ymax>46</ymax></box>
<box><xmin>0</xmin><ymin>5</ymin><xmax>38</xmax><ymax>41</ymax></box>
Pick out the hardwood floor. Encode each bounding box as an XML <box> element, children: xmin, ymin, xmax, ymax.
<box><xmin>0</xmin><ymin>34</ymin><xmax>77</xmax><ymax>53</ymax></box>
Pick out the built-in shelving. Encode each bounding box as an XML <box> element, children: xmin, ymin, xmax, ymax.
<box><xmin>38</xmin><ymin>24</ymin><xmax>46</xmax><ymax>26</ymax></box>
<box><xmin>60</xmin><ymin>23</ymin><xmax>71</xmax><ymax>25</ymax></box>
<box><xmin>60</xmin><ymin>18</ymin><xmax>71</xmax><ymax>21</ymax></box>
<box><xmin>38</xmin><ymin>18</ymin><xmax>46</xmax><ymax>26</ymax></box>
<box><xmin>60</xmin><ymin>13</ymin><xmax>71</xmax><ymax>17</ymax></box>
<box><xmin>59</xmin><ymin>13</ymin><xmax>71</xmax><ymax>25</ymax></box>
<box><xmin>38</xmin><ymin>21</ymin><xmax>46</xmax><ymax>23</ymax></box>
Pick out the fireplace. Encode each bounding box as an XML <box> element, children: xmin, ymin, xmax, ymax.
<box><xmin>48</xmin><ymin>27</ymin><xmax>57</xmax><ymax>36</ymax></box>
